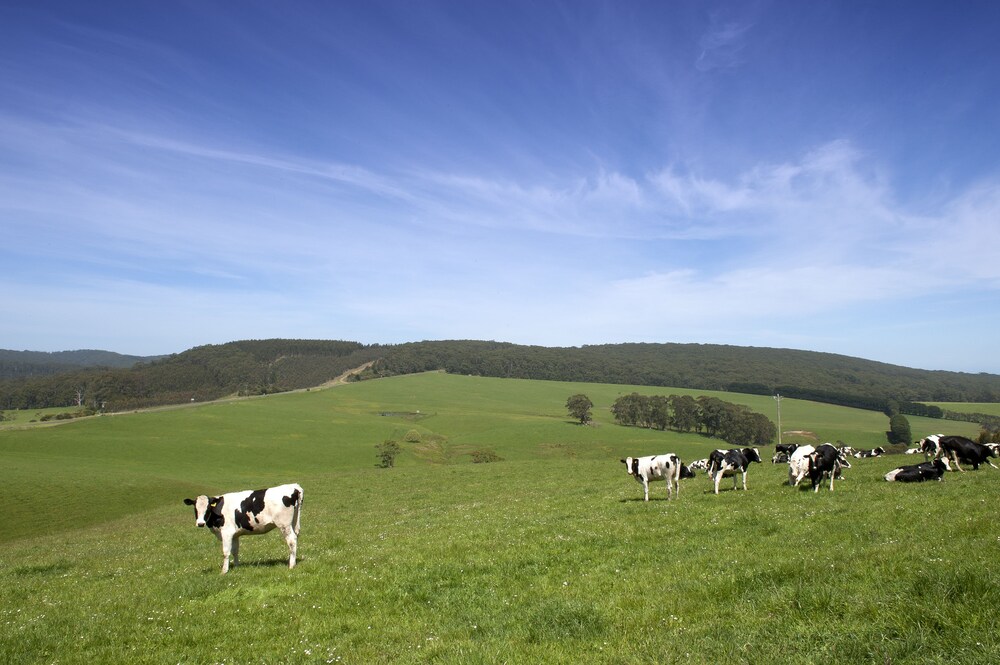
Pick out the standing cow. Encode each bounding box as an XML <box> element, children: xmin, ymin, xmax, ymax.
<box><xmin>184</xmin><ymin>483</ymin><xmax>303</xmax><ymax>574</ymax></box>
<box><xmin>807</xmin><ymin>443</ymin><xmax>852</xmax><ymax>492</ymax></box>
<box><xmin>919</xmin><ymin>434</ymin><xmax>999</xmax><ymax>472</ymax></box>
<box><xmin>707</xmin><ymin>448</ymin><xmax>762</xmax><ymax>494</ymax></box>
<box><xmin>621</xmin><ymin>454</ymin><xmax>683</xmax><ymax>501</ymax></box>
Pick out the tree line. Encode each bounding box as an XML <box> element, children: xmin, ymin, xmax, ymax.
<box><xmin>368</xmin><ymin>340</ymin><xmax>1000</xmax><ymax>407</ymax></box>
<box><xmin>609</xmin><ymin>392</ymin><xmax>777</xmax><ymax>446</ymax></box>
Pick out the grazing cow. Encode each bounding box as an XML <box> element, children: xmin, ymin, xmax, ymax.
<box><xmin>621</xmin><ymin>454</ymin><xmax>683</xmax><ymax>501</ymax></box>
<box><xmin>918</xmin><ymin>434</ymin><xmax>999</xmax><ymax>472</ymax></box>
<box><xmin>688</xmin><ymin>458</ymin><xmax>710</xmax><ymax>472</ymax></box>
<box><xmin>853</xmin><ymin>447</ymin><xmax>886</xmax><ymax>459</ymax></box>
<box><xmin>707</xmin><ymin>448</ymin><xmax>762</xmax><ymax>494</ymax></box>
<box><xmin>772</xmin><ymin>443</ymin><xmax>798</xmax><ymax>464</ymax></box>
<box><xmin>885</xmin><ymin>458</ymin><xmax>950</xmax><ymax>482</ymax></box>
<box><xmin>184</xmin><ymin>483</ymin><xmax>303</xmax><ymax>574</ymax></box>
<box><xmin>679</xmin><ymin>464</ymin><xmax>696</xmax><ymax>479</ymax></box>
<box><xmin>807</xmin><ymin>443</ymin><xmax>852</xmax><ymax>492</ymax></box>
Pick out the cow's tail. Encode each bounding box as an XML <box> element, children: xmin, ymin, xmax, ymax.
<box><xmin>292</xmin><ymin>484</ymin><xmax>304</xmax><ymax>535</ymax></box>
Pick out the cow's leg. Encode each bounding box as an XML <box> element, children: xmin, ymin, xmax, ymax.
<box><xmin>231</xmin><ymin>535</ymin><xmax>240</xmax><ymax>568</ymax></box>
<box><xmin>279</xmin><ymin>525</ymin><xmax>298</xmax><ymax>568</ymax></box>
<box><xmin>220</xmin><ymin>533</ymin><xmax>233</xmax><ymax>574</ymax></box>
<box><xmin>713</xmin><ymin>473</ymin><xmax>721</xmax><ymax>495</ymax></box>
<box><xmin>642</xmin><ymin>478</ymin><xmax>649</xmax><ymax>502</ymax></box>
<box><xmin>829</xmin><ymin>472</ymin><xmax>835</xmax><ymax>491</ymax></box>
<box><xmin>950</xmin><ymin>450</ymin><xmax>965</xmax><ymax>472</ymax></box>
<box><xmin>741</xmin><ymin>470</ymin><xmax>747</xmax><ymax>491</ymax></box>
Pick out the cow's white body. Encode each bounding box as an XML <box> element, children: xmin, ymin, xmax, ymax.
<box><xmin>185</xmin><ymin>483</ymin><xmax>303</xmax><ymax>574</ymax></box>
<box><xmin>622</xmin><ymin>455</ymin><xmax>682</xmax><ymax>501</ymax></box>
<box><xmin>787</xmin><ymin>445</ymin><xmax>816</xmax><ymax>486</ymax></box>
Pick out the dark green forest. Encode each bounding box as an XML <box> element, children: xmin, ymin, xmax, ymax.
<box><xmin>3</xmin><ymin>339</ymin><xmax>1000</xmax><ymax>419</ymax></box>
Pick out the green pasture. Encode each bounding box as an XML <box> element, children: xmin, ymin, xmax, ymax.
<box><xmin>1</xmin><ymin>373</ymin><xmax>995</xmax><ymax>664</ymax></box>
<box><xmin>924</xmin><ymin>401</ymin><xmax>1000</xmax><ymax>417</ymax></box>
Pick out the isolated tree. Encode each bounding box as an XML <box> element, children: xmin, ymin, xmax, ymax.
<box><xmin>887</xmin><ymin>414</ymin><xmax>912</xmax><ymax>445</ymax></box>
<box><xmin>376</xmin><ymin>439</ymin><xmax>401</xmax><ymax>468</ymax></box>
<box><xmin>566</xmin><ymin>394</ymin><xmax>594</xmax><ymax>425</ymax></box>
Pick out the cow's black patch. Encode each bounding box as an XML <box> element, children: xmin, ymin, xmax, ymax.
<box><xmin>207</xmin><ymin>497</ymin><xmax>226</xmax><ymax>529</ymax></box>
<box><xmin>282</xmin><ymin>489</ymin><xmax>301</xmax><ymax>508</ymax></box>
<box><xmin>235</xmin><ymin>489</ymin><xmax>267</xmax><ymax>531</ymax></box>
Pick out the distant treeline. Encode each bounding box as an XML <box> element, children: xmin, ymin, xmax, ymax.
<box><xmin>368</xmin><ymin>340</ymin><xmax>1000</xmax><ymax>412</ymax></box>
<box><xmin>0</xmin><ymin>349</ymin><xmax>164</xmax><ymax>380</ymax></box>
<box><xmin>611</xmin><ymin>393</ymin><xmax>776</xmax><ymax>446</ymax></box>
<box><xmin>0</xmin><ymin>340</ymin><xmax>381</xmax><ymax>411</ymax></box>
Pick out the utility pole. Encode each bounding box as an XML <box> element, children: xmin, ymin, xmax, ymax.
<box><xmin>773</xmin><ymin>393</ymin><xmax>782</xmax><ymax>446</ymax></box>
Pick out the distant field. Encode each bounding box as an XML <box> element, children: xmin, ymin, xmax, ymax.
<box><xmin>1</xmin><ymin>373</ymin><xmax>994</xmax><ymax>663</ymax></box>
<box><xmin>924</xmin><ymin>402</ymin><xmax>1000</xmax><ymax>417</ymax></box>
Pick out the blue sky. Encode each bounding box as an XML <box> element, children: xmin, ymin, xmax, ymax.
<box><xmin>2</xmin><ymin>1</ymin><xmax>1000</xmax><ymax>373</ymax></box>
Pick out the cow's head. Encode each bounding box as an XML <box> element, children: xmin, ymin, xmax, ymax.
<box><xmin>743</xmin><ymin>448</ymin><xmax>762</xmax><ymax>463</ymax></box>
<box><xmin>918</xmin><ymin>434</ymin><xmax>943</xmax><ymax>457</ymax></box>
<box><xmin>836</xmin><ymin>449</ymin><xmax>852</xmax><ymax>469</ymax></box>
<box><xmin>183</xmin><ymin>495</ymin><xmax>224</xmax><ymax>528</ymax></box>
<box><xmin>620</xmin><ymin>457</ymin><xmax>639</xmax><ymax>477</ymax></box>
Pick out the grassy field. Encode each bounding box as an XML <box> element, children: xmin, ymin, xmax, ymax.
<box><xmin>1</xmin><ymin>373</ymin><xmax>996</xmax><ymax>664</ymax></box>
<box><xmin>924</xmin><ymin>402</ymin><xmax>1000</xmax><ymax>417</ymax></box>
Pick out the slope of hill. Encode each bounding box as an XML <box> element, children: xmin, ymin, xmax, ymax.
<box><xmin>0</xmin><ymin>340</ymin><xmax>382</xmax><ymax>411</ymax></box>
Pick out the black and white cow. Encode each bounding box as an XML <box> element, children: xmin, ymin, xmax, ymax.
<box><xmin>884</xmin><ymin>458</ymin><xmax>950</xmax><ymax>482</ymax></box>
<box><xmin>787</xmin><ymin>445</ymin><xmax>815</xmax><ymax>487</ymax></box>
<box><xmin>918</xmin><ymin>434</ymin><xmax>999</xmax><ymax>472</ymax></box>
<box><xmin>807</xmin><ymin>443</ymin><xmax>852</xmax><ymax>492</ymax></box>
<box><xmin>772</xmin><ymin>443</ymin><xmax>798</xmax><ymax>464</ymax></box>
<box><xmin>621</xmin><ymin>455</ymin><xmax>683</xmax><ymax>501</ymax></box>
<box><xmin>184</xmin><ymin>483</ymin><xmax>303</xmax><ymax>574</ymax></box>
<box><xmin>853</xmin><ymin>447</ymin><xmax>886</xmax><ymax>459</ymax></box>
<box><xmin>688</xmin><ymin>458</ymin><xmax>710</xmax><ymax>472</ymax></box>
<box><xmin>707</xmin><ymin>448</ymin><xmax>762</xmax><ymax>494</ymax></box>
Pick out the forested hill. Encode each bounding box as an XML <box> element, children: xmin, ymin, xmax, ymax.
<box><xmin>0</xmin><ymin>349</ymin><xmax>165</xmax><ymax>380</ymax></box>
<box><xmin>3</xmin><ymin>338</ymin><xmax>1000</xmax><ymax>415</ymax></box>
<box><xmin>0</xmin><ymin>340</ymin><xmax>381</xmax><ymax>412</ymax></box>
<box><xmin>368</xmin><ymin>341</ymin><xmax>1000</xmax><ymax>411</ymax></box>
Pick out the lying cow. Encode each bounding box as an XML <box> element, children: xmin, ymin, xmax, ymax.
<box><xmin>621</xmin><ymin>454</ymin><xmax>683</xmax><ymax>501</ymax></box>
<box><xmin>707</xmin><ymin>448</ymin><xmax>762</xmax><ymax>494</ymax></box>
<box><xmin>919</xmin><ymin>434</ymin><xmax>999</xmax><ymax>472</ymax></box>
<box><xmin>688</xmin><ymin>458</ymin><xmax>710</xmax><ymax>472</ymax></box>
<box><xmin>184</xmin><ymin>483</ymin><xmax>304</xmax><ymax>574</ymax></box>
<box><xmin>853</xmin><ymin>447</ymin><xmax>885</xmax><ymax>459</ymax></box>
<box><xmin>807</xmin><ymin>443</ymin><xmax>852</xmax><ymax>492</ymax></box>
<box><xmin>884</xmin><ymin>458</ymin><xmax>950</xmax><ymax>482</ymax></box>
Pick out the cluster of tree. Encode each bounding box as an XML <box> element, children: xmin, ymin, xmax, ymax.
<box><xmin>0</xmin><ymin>340</ymin><xmax>382</xmax><ymax>412</ymax></box>
<box><xmin>369</xmin><ymin>341</ymin><xmax>1000</xmax><ymax>409</ymax></box>
<box><xmin>610</xmin><ymin>393</ymin><xmax>776</xmax><ymax>446</ymax></box>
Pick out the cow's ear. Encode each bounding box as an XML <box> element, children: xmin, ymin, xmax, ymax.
<box><xmin>210</xmin><ymin>497</ymin><xmax>224</xmax><ymax>515</ymax></box>
<box><xmin>183</xmin><ymin>498</ymin><xmax>195</xmax><ymax>505</ymax></box>
<box><xmin>620</xmin><ymin>459</ymin><xmax>626</xmax><ymax>464</ymax></box>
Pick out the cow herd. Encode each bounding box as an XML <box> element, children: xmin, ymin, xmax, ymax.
<box><xmin>620</xmin><ymin>433</ymin><xmax>998</xmax><ymax>501</ymax></box>
<box><xmin>183</xmin><ymin>434</ymin><xmax>995</xmax><ymax>573</ymax></box>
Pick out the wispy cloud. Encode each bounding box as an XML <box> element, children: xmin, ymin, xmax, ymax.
<box><xmin>695</xmin><ymin>17</ymin><xmax>753</xmax><ymax>72</ymax></box>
